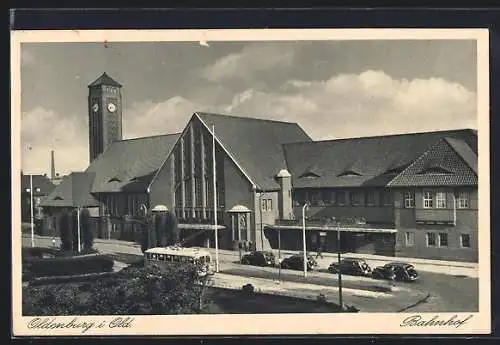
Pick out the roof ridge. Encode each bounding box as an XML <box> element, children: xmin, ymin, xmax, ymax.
<box><xmin>196</xmin><ymin>111</ymin><xmax>300</xmax><ymax>126</ymax></box>
<box><xmin>284</xmin><ymin>128</ymin><xmax>475</xmax><ymax>145</ymax></box>
<box><xmin>120</xmin><ymin>132</ymin><xmax>181</xmax><ymax>142</ymax></box>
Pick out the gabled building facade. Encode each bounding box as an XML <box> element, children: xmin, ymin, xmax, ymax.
<box><xmin>40</xmin><ymin>73</ymin><xmax>479</xmax><ymax>262</ymax></box>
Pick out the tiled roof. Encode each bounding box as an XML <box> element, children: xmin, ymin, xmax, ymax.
<box><xmin>445</xmin><ymin>137</ymin><xmax>478</xmax><ymax>174</ymax></box>
<box><xmin>40</xmin><ymin>172</ymin><xmax>100</xmax><ymax>208</ymax></box>
<box><xmin>87</xmin><ymin>133</ymin><xmax>180</xmax><ymax>193</ymax></box>
<box><xmin>21</xmin><ymin>174</ymin><xmax>56</xmax><ymax>196</ymax></box>
<box><xmin>88</xmin><ymin>72</ymin><xmax>122</xmax><ymax>88</ymax></box>
<box><xmin>195</xmin><ymin>112</ymin><xmax>312</xmax><ymax>191</ymax></box>
<box><xmin>283</xmin><ymin>129</ymin><xmax>477</xmax><ymax>188</ymax></box>
<box><xmin>387</xmin><ymin>137</ymin><xmax>477</xmax><ymax>187</ymax></box>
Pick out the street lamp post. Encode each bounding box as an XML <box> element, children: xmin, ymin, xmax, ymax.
<box><xmin>278</xmin><ymin>227</ymin><xmax>281</xmax><ymax>282</ymax></box>
<box><xmin>301</xmin><ymin>203</ymin><xmax>308</xmax><ymax>278</ymax></box>
<box><xmin>336</xmin><ymin>222</ymin><xmax>343</xmax><ymax>309</ymax></box>
<box><xmin>29</xmin><ymin>174</ymin><xmax>35</xmax><ymax>248</ymax></box>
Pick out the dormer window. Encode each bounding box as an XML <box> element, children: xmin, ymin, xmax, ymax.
<box><xmin>418</xmin><ymin>166</ymin><xmax>453</xmax><ymax>175</ymax></box>
<box><xmin>108</xmin><ymin>177</ymin><xmax>121</xmax><ymax>183</ymax></box>
<box><xmin>298</xmin><ymin>172</ymin><xmax>320</xmax><ymax>179</ymax></box>
<box><xmin>337</xmin><ymin>170</ymin><xmax>361</xmax><ymax>177</ymax></box>
<box><xmin>54</xmin><ymin>196</ymin><xmax>64</xmax><ymax>200</ymax></box>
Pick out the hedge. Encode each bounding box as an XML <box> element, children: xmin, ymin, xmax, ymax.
<box><xmin>24</xmin><ymin>254</ymin><xmax>114</xmax><ymax>278</ymax></box>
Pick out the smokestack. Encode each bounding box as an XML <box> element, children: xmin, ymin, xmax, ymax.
<box><xmin>50</xmin><ymin>150</ymin><xmax>55</xmax><ymax>180</ymax></box>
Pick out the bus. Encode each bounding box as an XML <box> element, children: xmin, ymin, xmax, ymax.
<box><xmin>144</xmin><ymin>246</ymin><xmax>214</xmax><ymax>277</ymax></box>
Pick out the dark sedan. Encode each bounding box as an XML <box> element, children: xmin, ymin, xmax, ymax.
<box><xmin>372</xmin><ymin>262</ymin><xmax>420</xmax><ymax>282</ymax></box>
<box><xmin>280</xmin><ymin>254</ymin><xmax>318</xmax><ymax>271</ymax></box>
<box><xmin>328</xmin><ymin>258</ymin><xmax>372</xmax><ymax>276</ymax></box>
<box><xmin>240</xmin><ymin>251</ymin><xmax>276</xmax><ymax>267</ymax></box>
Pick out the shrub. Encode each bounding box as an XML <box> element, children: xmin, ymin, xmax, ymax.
<box><xmin>58</xmin><ymin>211</ymin><xmax>73</xmax><ymax>252</ymax></box>
<box><xmin>80</xmin><ymin>209</ymin><xmax>94</xmax><ymax>251</ymax></box>
<box><xmin>25</xmin><ymin>254</ymin><xmax>114</xmax><ymax>277</ymax></box>
<box><xmin>23</xmin><ymin>262</ymin><xmax>206</xmax><ymax>316</ymax></box>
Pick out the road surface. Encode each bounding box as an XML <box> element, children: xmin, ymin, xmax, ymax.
<box><xmin>21</xmin><ymin>235</ymin><xmax>479</xmax><ymax>312</ymax></box>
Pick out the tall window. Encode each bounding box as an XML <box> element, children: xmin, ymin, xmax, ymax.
<box><xmin>436</xmin><ymin>192</ymin><xmax>447</xmax><ymax>209</ymax></box>
<box><xmin>337</xmin><ymin>191</ymin><xmax>346</xmax><ymax>206</ymax></box>
<box><xmin>426</xmin><ymin>232</ymin><xmax>437</xmax><ymax>246</ymax></box>
<box><xmin>438</xmin><ymin>232</ymin><xmax>448</xmax><ymax>247</ymax></box>
<box><xmin>322</xmin><ymin>190</ymin><xmax>335</xmax><ymax>205</ymax></box>
<box><xmin>261</xmin><ymin>198</ymin><xmax>273</xmax><ymax>211</ymax></box>
<box><xmin>457</xmin><ymin>191</ymin><xmax>470</xmax><ymax>208</ymax></box>
<box><xmin>404</xmin><ymin>192</ymin><xmax>415</xmax><ymax>208</ymax></box>
<box><xmin>405</xmin><ymin>232</ymin><xmax>415</xmax><ymax>246</ymax></box>
<box><xmin>423</xmin><ymin>191</ymin><xmax>434</xmax><ymax>208</ymax></box>
<box><xmin>365</xmin><ymin>190</ymin><xmax>376</xmax><ymax>206</ymax></box>
<box><xmin>195</xmin><ymin>177</ymin><xmax>203</xmax><ymax>207</ymax></box>
<box><xmin>460</xmin><ymin>234</ymin><xmax>471</xmax><ymax>248</ymax></box>
<box><xmin>350</xmin><ymin>192</ymin><xmax>361</xmax><ymax>206</ymax></box>
<box><xmin>381</xmin><ymin>190</ymin><xmax>393</xmax><ymax>206</ymax></box>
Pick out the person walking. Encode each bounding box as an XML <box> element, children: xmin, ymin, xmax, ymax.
<box><xmin>316</xmin><ymin>244</ymin><xmax>324</xmax><ymax>259</ymax></box>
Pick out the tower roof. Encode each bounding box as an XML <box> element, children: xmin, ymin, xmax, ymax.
<box><xmin>88</xmin><ymin>72</ymin><xmax>122</xmax><ymax>88</ymax></box>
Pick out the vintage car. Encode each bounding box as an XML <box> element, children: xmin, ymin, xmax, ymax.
<box><xmin>280</xmin><ymin>254</ymin><xmax>318</xmax><ymax>271</ymax></box>
<box><xmin>240</xmin><ymin>251</ymin><xmax>276</xmax><ymax>267</ymax></box>
<box><xmin>327</xmin><ymin>258</ymin><xmax>372</xmax><ymax>276</ymax></box>
<box><xmin>372</xmin><ymin>262</ymin><xmax>420</xmax><ymax>282</ymax></box>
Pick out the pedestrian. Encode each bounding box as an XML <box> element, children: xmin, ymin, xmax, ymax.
<box><xmin>316</xmin><ymin>244</ymin><xmax>324</xmax><ymax>259</ymax></box>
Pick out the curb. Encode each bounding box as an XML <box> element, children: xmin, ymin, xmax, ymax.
<box><xmin>396</xmin><ymin>293</ymin><xmax>431</xmax><ymax>312</ymax></box>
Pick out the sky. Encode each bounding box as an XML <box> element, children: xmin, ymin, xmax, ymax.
<box><xmin>19</xmin><ymin>39</ymin><xmax>478</xmax><ymax>176</ymax></box>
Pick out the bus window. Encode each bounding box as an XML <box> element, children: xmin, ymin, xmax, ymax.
<box><xmin>189</xmin><ymin>258</ymin><xmax>194</xmax><ymax>264</ymax></box>
<box><xmin>158</xmin><ymin>254</ymin><xmax>165</xmax><ymax>261</ymax></box>
<box><xmin>152</xmin><ymin>254</ymin><xmax>158</xmax><ymax>260</ymax></box>
<box><xmin>165</xmin><ymin>255</ymin><xmax>172</xmax><ymax>261</ymax></box>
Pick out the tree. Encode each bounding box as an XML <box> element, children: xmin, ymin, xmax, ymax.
<box><xmin>80</xmin><ymin>208</ymin><xmax>93</xmax><ymax>251</ymax></box>
<box><xmin>71</xmin><ymin>209</ymin><xmax>80</xmax><ymax>252</ymax></box>
<box><xmin>58</xmin><ymin>210</ymin><xmax>73</xmax><ymax>252</ymax></box>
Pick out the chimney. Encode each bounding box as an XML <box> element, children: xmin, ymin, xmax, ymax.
<box><xmin>50</xmin><ymin>150</ymin><xmax>55</xmax><ymax>180</ymax></box>
<box><xmin>276</xmin><ymin>169</ymin><xmax>293</xmax><ymax>220</ymax></box>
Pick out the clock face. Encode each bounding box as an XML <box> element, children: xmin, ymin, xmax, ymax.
<box><xmin>107</xmin><ymin>103</ymin><xmax>117</xmax><ymax>113</ymax></box>
<box><xmin>92</xmin><ymin>103</ymin><xmax>99</xmax><ymax>112</ymax></box>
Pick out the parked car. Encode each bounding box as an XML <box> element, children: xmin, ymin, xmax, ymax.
<box><xmin>240</xmin><ymin>251</ymin><xmax>276</xmax><ymax>267</ymax></box>
<box><xmin>372</xmin><ymin>262</ymin><xmax>420</xmax><ymax>282</ymax></box>
<box><xmin>280</xmin><ymin>254</ymin><xmax>318</xmax><ymax>271</ymax></box>
<box><xmin>327</xmin><ymin>258</ymin><xmax>372</xmax><ymax>276</ymax></box>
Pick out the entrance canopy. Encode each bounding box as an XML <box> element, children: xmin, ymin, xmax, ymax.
<box><xmin>267</xmin><ymin>224</ymin><xmax>397</xmax><ymax>234</ymax></box>
<box><xmin>178</xmin><ymin>224</ymin><xmax>226</xmax><ymax>231</ymax></box>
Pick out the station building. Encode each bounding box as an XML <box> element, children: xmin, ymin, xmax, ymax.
<box><xmin>41</xmin><ymin>73</ymin><xmax>479</xmax><ymax>262</ymax></box>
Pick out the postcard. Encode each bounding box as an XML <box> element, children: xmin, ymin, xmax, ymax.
<box><xmin>11</xmin><ymin>28</ymin><xmax>491</xmax><ymax>336</ymax></box>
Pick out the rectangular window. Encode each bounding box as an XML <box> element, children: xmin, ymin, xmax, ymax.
<box><xmin>381</xmin><ymin>190</ymin><xmax>393</xmax><ymax>206</ymax></box>
<box><xmin>438</xmin><ymin>232</ymin><xmax>448</xmax><ymax>247</ymax></box>
<box><xmin>426</xmin><ymin>233</ymin><xmax>437</xmax><ymax>247</ymax></box>
<box><xmin>261</xmin><ymin>197</ymin><xmax>267</xmax><ymax>211</ymax></box>
<box><xmin>337</xmin><ymin>191</ymin><xmax>346</xmax><ymax>206</ymax></box>
<box><xmin>405</xmin><ymin>232</ymin><xmax>415</xmax><ymax>246</ymax></box>
<box><xmin>460</xmin><ymin>234</ymin><xmax>471</xmax><ymax>248</ymax></box>
<box><xmin>322</xmin><ymin>190</ymin><xmax>335</xmax><ymax>205</ymax></box>
<box><xmin>195</xmin><ymin>178</ymin><xmax>203</xmax><ymax>207</ymax></box>
<box><xmin>266</xmin><ymin>199</ymin><xmax>273</xmax><ymax>211</ymax></box>
<box><xmin>436</xmin><ymin>192</ymin><xmax>447</xmax><ymax>209</ymax></box>
<box><xmin>423</xmin><ymin>191</ymin><xmax>434</xmax><ymax>208</ymax></box>
<box><xmin>309</xmin><ymin>191</ymin><xmax>321</xmax><ymax>206</ymax></box>
<box><xmin>350</xmin><ymin>192</ymin><xmax>361</xmax><ymax>206</ymax></box>
<box><xmin>457</xmin><ymin>191</ymin><xmax>470</xmax><ymax>209</ymax></box>
<box><xmin>404</xmin><ymin>192</ymin><xmax>415</xmax><ymax>208</ymax></box>
<box><xmin>365</xmin><ymin>190</ymin><xmax>376</xmax><ymax>206</ymax></box>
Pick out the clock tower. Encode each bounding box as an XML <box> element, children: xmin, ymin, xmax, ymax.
<box><xmin>88</xmin><ymin>72</ymin><xmax>123</xmax><ymax>163</ymax></box>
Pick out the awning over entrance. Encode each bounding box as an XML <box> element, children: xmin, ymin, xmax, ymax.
<box><xmin>178</xmin><ymin>224</ymin><xmax>226</xmax><ymax>231</ymax></box>
<box><xmin>267</xmin><ymin>225</ymin><xmax>397</xmax><ymax>234</ymax></box>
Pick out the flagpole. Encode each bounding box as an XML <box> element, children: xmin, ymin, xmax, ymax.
<box><xmin>212</xmin><ymin>124</ymin><xmax>219</xmax><ymax>273</ymax></box>
<box><xmin>77</xmin><ymin>207</ymin><xmax>81</xmax><ymax>253</ymax></box>
<box><xmin>30</xmin><ymin>174</ymin><xmax>35</xmax><ymax>247</ymax></box>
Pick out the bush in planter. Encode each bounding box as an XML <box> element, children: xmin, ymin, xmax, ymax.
<box><xmin>59</xmin><ymin>211</ymin><xmax>73</xmax><ymax>252</ymax></box>
<box><xmin>26</xmin><ymin>254</ymin><xmax>114</xmax><ymax>277</ymax></box>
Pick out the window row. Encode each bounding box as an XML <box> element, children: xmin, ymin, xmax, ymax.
<box><xmin>261</xmin><ymin>198</ymin><xmax>273</xmax><ymax>212</ymax></box>
<box><xmin>293</xmin><ymin>189</ymin><xmax>393</xmax><ymax>207</ymax></box>
<box><xmin>403</xmin><ymin>191</ymin><xmax>471</xmax><ymax>209</ymax></box>
<box><xmin>404</xmin><ymin>231</ymin><xmax>471</xmax><ymax>248</ymax></box>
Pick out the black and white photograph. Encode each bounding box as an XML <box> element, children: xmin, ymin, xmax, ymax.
<box><xmin>11</xmin><ymin>28</ymin><xmax>491</xmax><ymax>336</ymax></box>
